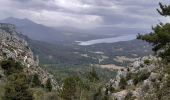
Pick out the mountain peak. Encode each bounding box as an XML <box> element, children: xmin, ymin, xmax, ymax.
<box><xmin>1</xmin><ymin>17</ymin><xmax>36</xmax><ymax>25</ymax></box>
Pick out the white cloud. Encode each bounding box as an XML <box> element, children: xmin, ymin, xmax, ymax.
<box><xmin>0</xmin><ymin>0</ymin><xmax>169</xmax><ymax>31</ymax></box>
<box><xmin>17</xmin><ymin>9</ymin><xmax>103</xmax><ymax>29</ymax></box>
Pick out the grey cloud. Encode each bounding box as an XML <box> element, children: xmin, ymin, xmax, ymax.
<box><xmin>0</xmin><ymin>0</ymin><xmax>169</xmax><ymax>35</ymax></box>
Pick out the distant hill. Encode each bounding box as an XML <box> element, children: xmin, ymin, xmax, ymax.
<box><xmin>0</xmin><ymin>17</ymin><xmax>109</xmax><ymax>43</ymax></box>
<box><xmin>0</xmin><ymin>17</ymin><xmax>67</xmax><ymax>43</ymax></box>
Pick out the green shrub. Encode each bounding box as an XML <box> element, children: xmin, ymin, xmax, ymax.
<box><xmin>0</xmin><ymin>83</ymin><xmax>5</xmax><ymax>100</ymax></box>
<box><xmin>0</xmin><ymin>60</ymin><xmax>23</xmax><ymax>76</ymax></box>
<box><xmin>31</xmin><ymin>88</ymin><xmax>44</xmax><ymax>100</ymax></box>
<box><xmin>119</xmin><ymin>77</ymin><xmax>127</xmax><ymax>89</ymax></box>
<box><xmin>60</xmin><ymin>76</ymin><xmax>77</xmax><ymax>100</ymax></box>
<box><xmin>45</xmin><ymin>78</ymin><xmax>52</xmax><ymax>92</ymax></box>
<box><xmin>31</xmin><ymin>74</ymin><xmax>41</xmax><ymax>87</ymax></box>
<box><xmin>133</xmin><ymin>71</ymin><xmax>150</xmax><ymax>85</ymax></box>
<box><xmin>3</xmin><ymin>72</ymin><xmax>33</xmax><ymax>100</ymax></box>
<box><xmin>87</xmin><ymin>68</ymin><xmax>99</xmax><ymax>82</ymax></box>
<box><xmin>1</xmin><ymin>60</ymin><xmax>33</xmax><ymax>100</ymax></box>
<box><xmin>144</xmin><ymin>59</ymin><xmax>150</xmax><ymax>65</ymax></box>
<box><xmin>109</xmin><ymin>87</ymin><xmax>115</xmax><ymax>93</ymax></box>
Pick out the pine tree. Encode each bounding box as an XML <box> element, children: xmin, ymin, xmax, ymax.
<box><xmin>45</xmin><ymin>78</ymin><xmax>52</xmax><ymax>92</ymax></box>
<box><xmin>137</xmin><ymin>2</ymin><xmax>170</xmax><ymax>61</ymax></box>
<box><xmin>60</xmin><ymin>77</ymin><xmax>77</xmax><ymax>100</ymax></box>
<box><xmin>137</xmin><ymin>3</ymin><xmax>170</xmax><ymax>99</ymax></box>
<box><xmin>1</xmin><ymin>60</ymin><xmax>23</xmax><ymax>76</ymax></box>
<box><xmin>157</xmin><ymin>2</ymin><xmax>170</xmax><ymax>16</ymax></box>
<box><xmin>31</xmin><ymin>73</ymin><xmax>41</xmax><ymax>87</ymax></box>
<box><xmin>87</xmin><ymin>68</ymin><xmax>99</xmax><ymax>82</ymax></box>
<box><xmin>119</xmin><ymin>77</ymin><xmax>127</xmax><ymax>89</ymax></box>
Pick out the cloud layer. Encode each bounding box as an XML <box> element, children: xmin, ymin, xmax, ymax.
<box><xmin>0</xmin><ymin>0</ymin><xmax>169</xmax><ymax>34</ymax></box>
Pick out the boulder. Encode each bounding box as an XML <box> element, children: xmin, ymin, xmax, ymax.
<box><xmin>149</xmin><ymin>72</ymin><xmax>159</xmax><ymax>82</ymax></box>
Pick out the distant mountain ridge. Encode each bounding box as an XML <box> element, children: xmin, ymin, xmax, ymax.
<box><xmin>0</xmin><ymin>17</ymin><xmax>65</xmax><ymax>43</ymax></box>
<box><xmin>0</xmin><ymin>17</ymin><xmax>110</xmax><ymax>43</ymax></box>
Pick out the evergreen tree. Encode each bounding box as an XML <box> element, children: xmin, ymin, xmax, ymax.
<box><xmin>137</xmin><ymin>2</ymin><xmax>170</xmax><ymax>61</ymax></box>
<box><xmin>60</xmin><ymin>77</ymin><xmax>77</xmax><ymax>100</ymax></box>
<box><xmin>157</xmin><ymin>2</ymin><xmax>170</xmax><ymax>16</ymax></box>
<box><xmin>137</xmin><ymin>3</ymin><xmax>170</xmax><ymax>99</ymax></box>
<box><xmin>87</xmin><ymin>68</ymin><xmax>99</xmax><ymax>82</ymax></box>
<box><xmin>45</xmin><ymin>78</ymin><xmax>52</xmax><ymax>92</ymax></box>
<box><xmin>31</xmin><ymin>73</ymin><xmax>41</xmax><ymax>87</ymax></box>
<box><xmin>1</xmin><ymin>60</ymin><xmax>23</xmax><ymax>76</ymax></box>
<box><xmin>119</xmin><ymin>77</ymin><xmax>127</xmax><ymax>89</ymax></box>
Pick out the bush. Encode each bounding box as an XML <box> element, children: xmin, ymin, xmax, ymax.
<box><xmin>1</xmin><ymin>60</ymin><xmax>33</xmax><ymax>100</ymax></box>
<box><xmin>109</xmin><ymin>87</ymin><xmax>115</xmax><ymax>93</ymax></box>
<box><xmin>87</xmin><ymin>68</ymin><xmax>99</xmax><ymax>82</ymax></box>
<box><xmin>119</xmin><ymin>77</ymin><xmax>127</xmax><ymax>89</ymax></box>
<box><xmin>60</xmin><ymin>76</ymin><xmax>77</xmax><ymax>100</ymax></box>
<box><xmin>31</xmin><ymin>74</ymin><xmax>41</xmax><ymax>87</ymax></box>
<box><xmin>3</xmin><ymin>72</ymin><xmax>33</xmax><ymax>100</ymax></box>
<box><xmin>0</xmin><ymin>60</ymin><xmax>23</xmax><ymax>76</ymax></box>
<box><xmin>144</xmin><ymin>59</ymin><xmax>150</xmax><ymax>65</ymax></box>
<box><xmin>133</xmin><ymin>71</ymin><xmax>150</xmax><ymax>85</ymax></box>
<box><xmin>0</xmin><ymin>83</ymin><xmax>5</xmax><ymax>100</ymax></box>
<box><xmin>45</xmin><ymin>78</ymin><xmax>52</xmax><ymax>92</ymax></box>
<box><xmin>31</xmin><ymin>88</ymin><xmax>44</xmax><ymax>100</ymax></box>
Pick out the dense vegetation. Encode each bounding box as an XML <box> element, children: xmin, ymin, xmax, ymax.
<box><xmin>58</xmin><ymin>69</ymin><xmax>110</xmax><ymax>100</ymax></box>
<box><xmin>0</xmin><ymin>60</ymin><xmax>58</xmax><ymax>100</ymax></box>
<box><xmin>0</xmin><ymin>59</ymin><xmax>116</xmax><ymax>100</ymax></box>
<box><xmin>0</xmin><ymin>60</ymin><xmax>33</xmax><ymax>100</ymax></box>
<box><xmin>42</xmin><ymin>64</ymin><xmax>117</xmax><ymax>84</ymax></box>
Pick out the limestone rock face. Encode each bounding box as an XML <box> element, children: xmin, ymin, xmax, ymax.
<box><xmin>105</xmin><ymin>56</ymin><xmax>164</xmax><ymax>100</ymax></box>
<box><xmin>0</xmin><ymin>23</ymin><xmax>58</xmax><ymax>89</ymax></box>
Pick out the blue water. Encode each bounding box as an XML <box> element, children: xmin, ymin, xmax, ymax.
<box><xmin>77</xmin><ymin>34</ymin><xmax>136</xmax><ymax>46</ymax></box>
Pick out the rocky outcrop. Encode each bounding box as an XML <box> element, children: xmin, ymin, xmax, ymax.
<box><xmin>0</xmin><ymin>23</ymin><xmax>58</xmax><ymax>89</ymax></box>
<box><xmin>104</xmin><ymin>56</ymin><xmax>164</xmax><ymax>100</ymax></box>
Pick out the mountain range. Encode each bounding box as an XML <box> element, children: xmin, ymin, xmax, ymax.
<box><xmin>0</xmin><ymin>17</ymin><xmax>112</xmax><ymax>43</ymax></box>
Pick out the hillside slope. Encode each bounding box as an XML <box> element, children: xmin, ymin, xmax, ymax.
<box><xmin>0</xmin><ymin>23</ymin><xmax>58</xmax><ymax>89</ymax></box>
<box><xmin>104</xmin><ymin>56</ymin><xmax>169</xmax><ymax>100</ymax></box>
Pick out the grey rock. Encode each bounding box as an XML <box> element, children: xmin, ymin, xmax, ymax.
<box><xmin>149</xmin><ymin>72</ymin><xmax>159</xmax><ymax>82</ymax></box>
<box><xmin>0</xmin><ymin>23</ymin><xmax>59</xmax><ymax>90</ymax></box>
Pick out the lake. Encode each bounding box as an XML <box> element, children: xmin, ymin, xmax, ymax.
<box><xmin>77</xmin><ymin>34</ymin><xmax>137</xmax><ymax>46</ymax></box>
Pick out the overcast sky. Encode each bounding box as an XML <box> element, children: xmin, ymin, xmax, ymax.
<box><xmin>0</xmin><ymin>0</ymin><xmax>170</xmax><ymax>33</ymax></box>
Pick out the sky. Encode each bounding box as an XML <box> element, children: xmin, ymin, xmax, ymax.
<box><xmin>0</xmin><ymin>0</ymin><xmax>170</xmax><ymax>34</ymax></box>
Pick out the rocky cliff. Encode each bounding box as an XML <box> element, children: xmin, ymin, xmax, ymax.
<box><xmin>104</xmin><ymin>55</ymin><xmax>169</xmax><ymax>100</ymax></box>
<box><xmin>0</xmin><ymin>23</ymin><xmax>58</xmax><ymax>89</ymax></box>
